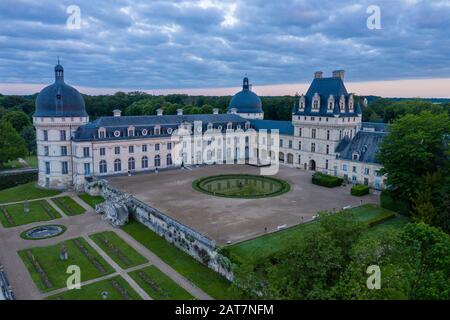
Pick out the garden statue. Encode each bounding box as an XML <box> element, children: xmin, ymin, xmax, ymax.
<box><xmin>24</xmin><ymin>200</ymin><xmax>30</xmax><ymax>214</ymax></box>
<box><xmin>59</xmin><ymin>245</ymin><xmax>68</xmax><ymax>261</ymax></box>
<box><xmin>101</xmin><ymin>291</ymin><xmax>109</xmax><ymax>300</ymax></box>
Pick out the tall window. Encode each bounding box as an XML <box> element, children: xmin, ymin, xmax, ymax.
<box><xmin>84</xmin><ymin>163</ymin><xmax>91</xmax><ymax>175</ymax></box>
<box><xmin>327</xmin><ymin>130</ymin><xmax>330</xmax><ymax>140</ymax></box>
<box><xmin>326</xmin><ymin>145</ymin><xmax>329</xmax><ymax>154</ymax></box>
<box><xmin>325</xmin><ymin>159</ymin><xmax>329</xmax><ymax>170</ymax></box>
<box><xmin>311</xmin><ymin>129</ymin><xmax>316</xmax><ymax>139</ymax></box>
<box><xmin>114</xmin><ymin>159</ymin><xmax>121</xmax><ymax>172</ymax></box>
<box><xmin>279</xmin><ymin>139</ymin><xmax>283</xmax><ymax>148</ymax></box>
<box><xmin>298</xmin><ymin>141</ymin><xmax>302</xmax><ymax>150</ymax></box>
<box><xmin>43</xmin><ymin>130</ymin><xmax>48</xmax><ymax>141</ymax></box>
<box><xmin>167</xmin><ymin>142</ymin><xmax>172</xmax><ymax>150</ymax></box>
<box><xmin>298</xmin><ymin>128</ymin><xmax>302</xmax><ymax>137</ymax></box>
<box><xmin>155</xmin><ymin>143</ymin><xmax>160</xmax><ymax>151</ymax></box>
<box><xmin>60</xmin><ymin>130</ymin><xmax>66</xmax><ymax>141</ymax></box>
<box><xmin>128</xmin><ymin>157</ymin><xmax>135</xmax><ymax>170</ymax></box>
<box><xmin>129</xmin><ymin>145</ymin><xmax>134</xmax><ymax>153</ymax></box>
<box><xmin>45</xmin><ymin>162</ymin><xmax>50</xmax><ymax>174</ymax></box>
<box><xmin>83</xmin><ymin>147</ymin><xmax>90</xmax><ymax>158</ymax></box>
<box><xmin>288</xmin><ymin>140</ymin><xmax>293</xmax><ymax>149</ymax></box>
<box><xmin>142</xmin><ymin>144</ymin><xmax>147</xmax><ymax>152</ymax></box>
<box><xmin>311</xmin><ymin>143</ymin><xmax>316</xmax><ymax>153</ymax></box>
<box><xmin>100</xmin><ymin>147</ymin><xmax>105</xmax><ymax>156</ymax></box>
<box><xmin>141</xmin><ymin>156</ymin><xmax>148</xmax><ymax>169</ymax></box>
<box><xmin>166</xmin><ymin>154</ymin><xmax>172</xmax><ymax>166</ymax></box>
<box><xmin>61</xmin><ymin>161</ymin><xmax>68</xmax><ymax>174</ymax></box>
<box><xmin>115</xmin><ymin>146</ymin><xmax>120</xmax><ymax>155</ymax></box>
<box><xmin>61</xmin><ymin>146</ymin><xmax>67</xmax><ymax>156</ymax></box>
<box><xmin>99</xmin><ymin>160</ymin><xmax>107</xmax><ymax>174</ymax></box>
<box><xmin>154</xmin><ymin>155</ymin><xmax>161</xmax><ymax>167</ymax></box>
<box><xmin>44</xmin><ymin>146</ymin><xmax>49</xmax><ymax>156</ymax></box>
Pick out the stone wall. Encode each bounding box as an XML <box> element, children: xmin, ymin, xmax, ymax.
<box><xmin>85</xmin><ymin>180</ymin><xmax>233</xmax><ymax>281</ymax></box>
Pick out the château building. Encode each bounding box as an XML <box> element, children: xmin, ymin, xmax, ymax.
<box><xmin>33</xmin><ymin>63</ymin><xmax>387</xmax><ymax>190</ymax></box>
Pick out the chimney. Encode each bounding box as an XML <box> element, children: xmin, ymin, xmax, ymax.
<box><xmin>156</xmin><ymin>108</ymin><xmax>163</xmax><ymax>116</ymax></box>
<box><xmin>177</xmin><ymin>108</ymin><xmax>183</xmax><ymax>115</ymax></box>
<box><xmin>332</xmin><ymin>70</ymin><xmax>345</xmax><ymax>80</ymax></box>
<box><xmin>113</xmin><ymin>109</ymin><xmax>122</xmax><ymax>117</ymax></box>
<box><xmin>230</xmin><ymin>108</ymin><xmax>237</xmax><ymax>115</ymax></box>
<box><xmin>213</xmin><ymin>108</ymin><xmax>219</xmax><ymax>115</ymax></box>
<box><xmin>314</xmin><ymin>71</ymin><xmax>323</xmax><ymax>79</ymax></box>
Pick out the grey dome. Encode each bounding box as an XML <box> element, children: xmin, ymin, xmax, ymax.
<box><xmin>228</xmin><ymin>77</ymin><xmax>263</xmax><ymax>114</ymax></box>
<box><xmin>34</xmin><ymin>63</ymin><xmax>87</xmax><ymax>117</ymax></box>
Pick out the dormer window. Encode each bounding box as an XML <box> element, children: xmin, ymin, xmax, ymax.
<box><xmin>339</xmin><ymin>95</ymin><xmax>345</xmax><ymax>112</ymax></box>
<box><xmin>56</xmin><ymin>94</ymin><xmax>62</xmax><ymax>100</ymax></box>
<box><xmin>349</xmin><ymin>94</ymin><xmax>354</xmax><ymax>112</ymax></box>
<box><xmin>128</xmin><ymin>127</ymin><xmax>135</xmax><ymax>137</ymax></box>
<box><xmin>245</xmin><ymin>122</ymin><xmax>250</xmax><ymax>130</ymax></box>
<box><xmin>207</xmin><ymin>123</ymin><xmax>213</xmax><ymax>130</ymax></box>
<box><xmin>154</xmin><ymin>126</ymin><xmax>161</xmax><ymax>135</ymax></box>
<box><xmin>98</xmin><ymin>128</ymin><xmax>106</xmax><ymax>139</ymax></box>
<box><xmin>299</xmin><ymin>95</ymin><xmax>305</xmax><ymax>111</ymax></box>
<box><xmin>227</xmin><ymin>122</ymin><xmax>232</xmax><ymax>130</ymax></box>
<box><xmin>327</xmin><ymin>95</ymin><xmax>334</xmax><ymax>112</ymax></box>
<box><xmin>352</xmin><ymin>152</ymin><xmax>359</xmax><ymax>161</ymax></box>
<box><xmin>312</xmin><ymin>93</ymin><xmax>320</xmax><ymax>111</ymax></box>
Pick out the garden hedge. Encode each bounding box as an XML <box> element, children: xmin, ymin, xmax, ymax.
<box><xmin>351</xmin><ymin>185</ymin><xmax>370</xmax><ymax>196</ymax></box>
<box><xmin>0</xmin><ymin>170</ymin><xmax>38</xmax><ymax>190</ymax></box>
<box><xmin>380</xmin><ymin>190</ymin><xmax>410</xmax><ymax>216</ymax></box>
<box><xmin>311</xmin><ymin>172</ymin><xmax>343</xmax><ymax>188</ymax></box>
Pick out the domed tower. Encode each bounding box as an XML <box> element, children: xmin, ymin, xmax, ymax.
<box><xmin>33</xmin><ymin>61</ymin><xmax>89</xmax><ymax>189</ymax></box>
<box><xmin>228</xmin><ymin>77</ymin><xmax>264</xmax><ymax>119</ymax></box>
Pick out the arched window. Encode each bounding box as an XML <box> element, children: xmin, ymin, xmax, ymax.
<box><xmin>99</xmin><ymin>160</ymin><xmax>107</xmax><ymax>174</ymax></box>
<box><xmin>142</xmin><ymin>156</ymin><xmax>148</xmax><ymax>169</ymax></box>
<box><xmin>166</xmin><ymin>154</ymin><xmax>172</xmax><ymax>166</ymax></box>
<box><xmin>154</xmin><ymin>155</ymin><xmax>161</xmax><ymax>167</ymax></box>
<box><xmin>114</xmin><ymin>159</ymin><xmax>121</xmax><ymax>172</ymax></box>
<box><xmin>128</xmin><ymin>157</ymin><xmax>135</xmax><ymax>170</ymax></box>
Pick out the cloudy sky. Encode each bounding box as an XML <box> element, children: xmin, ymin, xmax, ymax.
<box><xmin>1</xmin><ymin>0</ymin><xmax>450</xmax><ymax>97</ymax></box>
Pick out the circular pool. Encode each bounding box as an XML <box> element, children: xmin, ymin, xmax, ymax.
<box><xmin>21</xmin><ymin>225</ymin><xmax>66</xmax><ymax>240</ymax></box>
<box><xmin>192</xmin><ymin>174</ymin><xmax>290</xmax><ymax>199</ymax></box>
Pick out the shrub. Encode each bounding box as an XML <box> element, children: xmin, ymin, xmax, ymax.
<box><xmin>0</xmin><ymin>170</ymin><xmax>38</xmax><ymax>190</ymax></box>
<box><xmin>351</xmin><ymin>185</ymin><xmax>370</xmax><ymax>196</ymax></box>
<box><xmin>380</xmin><ymin>190</ymin><xmax>411</xmax><ymax>216</ymax></box>
<box><xmin>312</xmin><ymin>172</ymin><xmax>343</xmax><ymax>188</ymax></box>
<box><xmin>367</xmin><ymin>211</ymin><xmax>396</xmax><ymax>227</ymax></box>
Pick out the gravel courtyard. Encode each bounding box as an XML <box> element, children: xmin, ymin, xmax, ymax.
<box><xmin>107</xmin><ymin>165</ymin><xmax>379</xmax><ymax>245</ymax></box>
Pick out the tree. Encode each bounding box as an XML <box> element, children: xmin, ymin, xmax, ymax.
<box><xmin>0</xmin><ymin>121</ymin><xmax>27</xmax><ymax>167</ymax></box>
<box><xmin>20</xmin><ymin>126</ymin><xmax>37</xmax><ymax>155</ymax></box>
<box><xmin>378</xmin><ymin>112</ymin><xmax>450</xmax><ymax>202</ymax></box>
<box><xmin>3</xmin><ymin>110</ymin><xmax>31</xmax><ymax>133</ymax></box>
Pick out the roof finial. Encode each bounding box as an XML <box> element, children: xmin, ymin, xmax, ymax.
<box><xmin>57</xmin><ymin>56</ymin><xmax>60</xmax><ymax>65</ymax></box>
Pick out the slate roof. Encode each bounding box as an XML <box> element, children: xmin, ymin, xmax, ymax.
<box><xmin>228</xmin><ymin>77</ymin><xmax>263</xmax><ymax>114</ymax></box>
<box><xmin>34</xmin><ymin>64</ymin><xmax>88</xmax><ymax>118</ymax></box>
<box><xmin>250</xmin><ymin>119</ymin><xmax>294</xmax><ymax>135</ymax></box>
<box><xmin>335</xmin><ymin>130</ymin><xmax>387</xmax><ymax>163</ymax></box>
<box><xmin>292</xmin><ymin>76</ymin><xmax>361</xmax><ymax>117</ymax></box>
<box><xmin>73</xmin><ymin>114</ymin><xmax>249</xmax><ymax>141</ymax></box>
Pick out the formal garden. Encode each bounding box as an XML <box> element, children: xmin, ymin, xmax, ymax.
<box><xmin>129</xmin><ymin>266</ymin><xmax>194</xmax><ymax>300</ymax></box>
<box><xmin>0</xmin><ymin>200</ymin><xmax>61</xmax><ymax>228</ymax></box>
<box><xmin>18</xmin><ymin>237</ymin><xmax>115</xmax><ymax>292</ymax></box>
<box><xmin>89</xmin><ymin>231</ymin><xmax>148</xmax><ymax>269</ymax></box>
<box><xmin>47</xmin><ymin>276</ymin><xmax>141</xmax><ymax>300</ymax></box>
<box><xmin>192</xmin><ymin>174</ymin><xmax>291</xmax><ymax>199</ymax></box>
<box><xmin>51</xmin><ymin>196</ymin><xmax>86</xmax><ymax>216</ymax></box>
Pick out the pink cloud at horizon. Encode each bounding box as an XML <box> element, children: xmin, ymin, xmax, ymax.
<box><xmin>1</xmin><ymin>78</ymin><xmax>449</xmax><ymax>99</ymax></box>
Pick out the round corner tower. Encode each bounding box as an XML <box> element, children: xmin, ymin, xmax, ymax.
<box><xmin>33</xmin><ymin>61</ymin><xmax>89</xmax><ymax>189</ymax></box>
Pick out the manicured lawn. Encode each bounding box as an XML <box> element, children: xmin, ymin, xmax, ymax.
<box><xmin>52</xmin><ymin>196</ymin><xmax>86</xmax><ymax>216</ymax></box>
<box><xmin>0</xmin><ymin>182</ymin><xmax>61</xmax><ymax>204</ymax></box>
<box><xmin>225</xmin><ymin>204</ymin><xmax>397</xmax><ymax>264</ymax></box>
<box><xmin>129</xmin><ymin>266</ymin><xmax>194</xmax><ymax>300</ymax></box>
<box><xmin>0</xmin><ymin>200</ymin><xmax>61</xmax><ymax>228</ymax></box>
<box><xmin>89</xmin><ymin>231</ymin><xmax>148</xmax><ymax>269</ymax></box>
<box><xmin>122</xmin><ymin>220</ymin><xmax>236</xmax><ymax>299</ymax></box>
<box><xmin>47</xmin><ymin>276</ymin><xmax>142</xmax><ymax>300</ymax></box>
<box><xmin>78</xmin><ymin>193</ymin><xmax>104</xmax><ymax>209</ymax></box>
<box><xmin>18</xmin><ymin>237</ymin><xmax>114</xmax><ymax>292</ymax></box>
